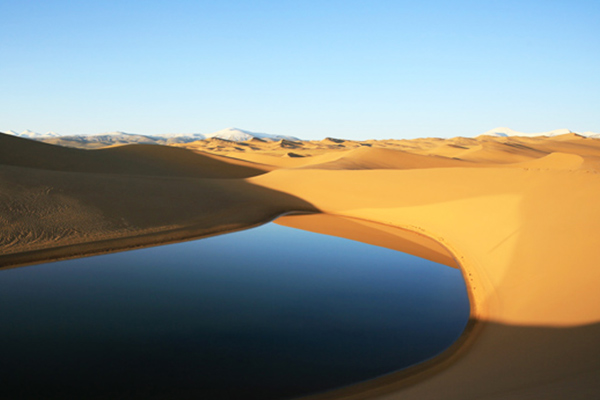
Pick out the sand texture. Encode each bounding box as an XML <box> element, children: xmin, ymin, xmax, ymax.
<box><xmin>2</xmin><ymin>131</ymin><xmax>600</xmax><ymax>398</ymax></box>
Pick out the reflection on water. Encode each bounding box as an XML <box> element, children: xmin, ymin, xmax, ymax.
<box><xmin>0</xmin><ymin>221</ymin><xmax>469</xmax><ymax>399</ymax></box>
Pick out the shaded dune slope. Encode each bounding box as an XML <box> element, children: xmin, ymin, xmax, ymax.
<box><xmin>0</xmin><ymin>166</ymin><xmax>317</xmax><ymax>267</ymax></box>
<box><xmin>0</xmin><ymin>134</ymin><xmax>315</xmax><ymax>267</ymax></box>
<box><xmin>306</xmin><ymin>321</ymin><xmax>600</xmax><ymax>400</ymax></box>
<box><xmin>0</xmin><ymin>133</ymin><xmax>270</xmax><ymax>179</ymax></box>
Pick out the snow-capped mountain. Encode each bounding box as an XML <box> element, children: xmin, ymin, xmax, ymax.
<box><xmin>60</xmin><ymin>132</ymin><xmax>159</xmax><ymax>144</ymax></box>
<box><xmin>150</xmin><ymin>133</ymin><xmax>206</xmax><ymax>143</ymax></box>
<box><xmin>1</xmin><ymin>128</ymin><xmax>302</xmax><ymax>145</ymax></box>
<box><xmin>583</xmin><ymin>131</ymin><xmax>600</xmax><ymax>139</ymax></box>
<box><xmin>4</xmin><ymin>129</ymin><xmax>61</xmax><ymax>138</ymax></box>
<box><xmin>205</xmin><ymin>127</ymin><xmax>300</xmax><ymax>142</ymax></box>
<box><xmin>479</xmin><ymin>127</ymin><xmax>597</xmax><ymax>138</ymax></box>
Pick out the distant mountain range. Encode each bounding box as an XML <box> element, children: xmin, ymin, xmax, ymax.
<box><xmin>2</xmin><ymin>127</ymin><xmax>599</xmax><ymax>147</ymax></box>
<box><xmin>5</xmin><ymin>129</ymin><xmax>63</xmax><ymax>139</ymax></box>
<box><xmin>480</xmin><ymin>127</ymin><xmax>600</xmax><ymax>139</ymax></box>
<box><xmin>204</xmin><ymin>127</ymin><xmax>301</xmax><ymax>142</ymax></box>
<box><xmin>1</xmin><ymin>128</ymin><xmax>302</xmax><ymax>148</ymax></box>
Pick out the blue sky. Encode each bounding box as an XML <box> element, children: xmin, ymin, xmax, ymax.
<box><xmin>2</xmin><ymin>0</ymin><xmax>598</xmax><ymax>140</ymax></box>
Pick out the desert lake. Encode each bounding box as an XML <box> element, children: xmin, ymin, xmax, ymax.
<box><xmin>0</xmin><ymin>220</ymin><xmax>469</xmax><ymax>399</ymax></box>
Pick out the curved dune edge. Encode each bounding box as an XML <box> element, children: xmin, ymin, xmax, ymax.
<box><xmin>275</xmin><ymin>213</ymin><xmax>486</xmax><ymax>398</ymax></box>
<box><xmin>275</xmin><ymin>213</ymin><xmax>460</xmax><ymax>269</ymax></box>
<box><xmin>249</xmin><ymin>166</ymin><xmax>600</xmax><ymax>399</ymax></box>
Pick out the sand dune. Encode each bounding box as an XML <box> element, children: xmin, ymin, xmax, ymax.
<box><xmin>296</xmin><ymin>147</ymin><xmax>473</xmax><ymax>170</ymax></box>
<box><xmin>507</xmin><ymin>152</ymin><xmax>586</xmax><ymax>170</ymax></box>
<box><xmin>0</xmin><ymin>133</ymin><xmax>313</xmax><ymax>266</ymax></box>
<box><xmin>2</xmin><ymin>131</ymin><xmax>600</xmax><ymax>398</ymax></box>
<box><xmin>252</xmin><ymin>166</ymin><xmax>600</xmax><ymax>326</ymax></box>
<box><xmin>446</xmin><ymin>141</ymin><xmax>548</xmax><ymax>163</ymax></box>
<box><xmin>226</xmin><ymin>150</ymin><xmax>353</xmax><ymax>169</ymax></box>
<box><xmin>0</xmin><ymin>133</ymin><xmax>270</xmax><ymax>179</ymax></box>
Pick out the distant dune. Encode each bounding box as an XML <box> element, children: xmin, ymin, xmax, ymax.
<box><xmin>1</xmin><ymin>130</ymin><xmax>600</xmax><ymax>398</ymax></box>
<box><xmin>0</xmin><ymin>133</ymin><xmax>270</xmax><ymax>179</ymax></box>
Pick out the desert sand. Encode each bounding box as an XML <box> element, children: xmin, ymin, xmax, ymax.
<box><xmin>1</xmin><ymin>131</ymin><xmax>600</xmax><ymax>398</ymax></box>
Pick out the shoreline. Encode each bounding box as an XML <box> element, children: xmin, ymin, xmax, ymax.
<box><xmin>0</xmin><ymin>210</ymin><xmax>317</xmax><ymax>271</ymax></box>
<box><xmin>2</xmin><ymin>209</ymin><xmax>489</xmax><ymax>400</ymax></box>
<box><xmin>278</xmin><ymin>214</ymin><xmax>487</xmax><ymax>399</ymax></box>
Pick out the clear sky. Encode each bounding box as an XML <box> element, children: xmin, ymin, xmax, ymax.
<box><xmin>2</xmin><ymin>0</ymin><xmax>598</xmax><ymax>140</ymax></box>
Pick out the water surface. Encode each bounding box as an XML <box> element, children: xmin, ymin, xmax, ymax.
<box><xmin>0</xmin><ymin>221</ymin><xmax>469</xmax><ymax>399</ymax></box>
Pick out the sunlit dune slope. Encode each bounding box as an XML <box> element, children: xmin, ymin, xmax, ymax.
<box><xmin>296</xmin><ymin>147</ymin><xmax>473</xmax><ymax>170</ymax></box>
<box><xmin>506</xmin><ymin>152</ymin><xmax>586</xmax><ymax>170</ymax></box>
<box><xmin>252</xmin><ymin>165</ymin><xmax>600</xmax><ymax>326</ymax></box>
<box><xmin>434</xmin><ymin>140</ymin><xmax>548</xmax><ymax>163</ymax></box>
<box><xmin>222</xmin><ymin>149</ymin><xmax>352</xmax><ymax>169</ymax></box>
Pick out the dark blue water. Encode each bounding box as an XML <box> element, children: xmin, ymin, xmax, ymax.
<box><xmin>0</xmin><ymin>221</ymin><xmax>469</xmax><ymax>399</ymax></box>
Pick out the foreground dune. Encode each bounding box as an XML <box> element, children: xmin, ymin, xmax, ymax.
<box><xmin>1</xmin><ymin>132</ymin><xmax>600</xmax><ymax>398</ymax></box>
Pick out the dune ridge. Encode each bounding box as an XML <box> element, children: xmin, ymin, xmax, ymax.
<box><xmin>2</xmin><ymin>131</ymin><xmax>600</xmax><ymax>398</ymax></box>
<box><xmin>0</xmin><ymin>133</ymin><xmax>271</xmax><ymax>179</ymax></box>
